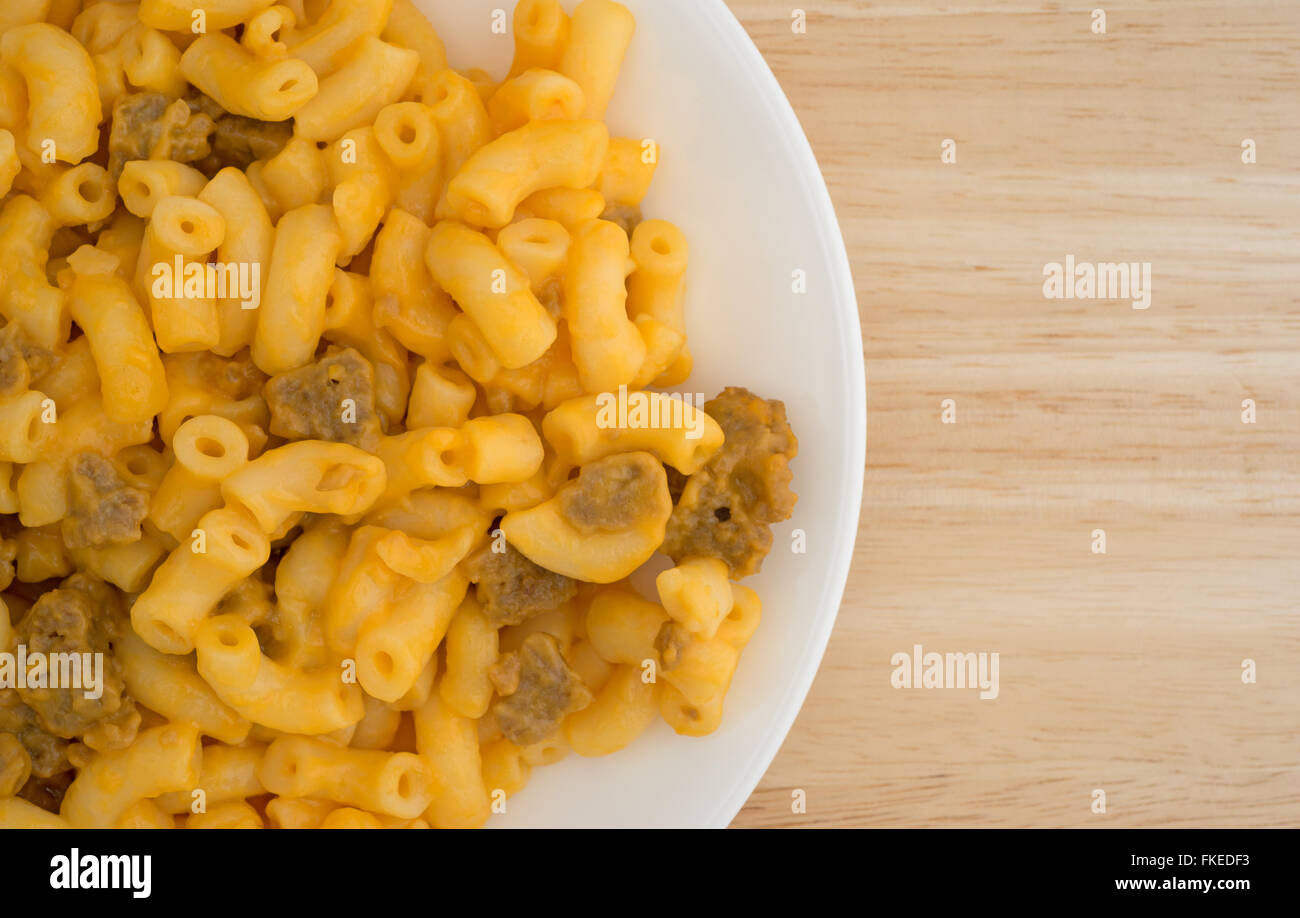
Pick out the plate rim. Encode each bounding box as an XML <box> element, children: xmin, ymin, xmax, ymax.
<box><xmin>687</xmin><ymin>0</ymin><xmax>867</xmax><ymax>828</ymax></box>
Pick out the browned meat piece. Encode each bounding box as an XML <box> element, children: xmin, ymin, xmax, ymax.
<box><xmin>184</xmin><ymin>91</ymin><xmax>226</xmax><ymax>122</ymax></box>
<box><xmin>490</xmin><ymin>633</ymin><xmax>592</xmax><ymax>745</ymax></box>
<box><xmin>206</xmin><ymin>113</ymin><xmax>293</xmax><ymax>172</ymax></box>
<box><xmin>662</xmin><ymin>387</ymin><xmax>798</xmax><ymax>578</ymax></box>
<box><xmin>61</xmin><ymin>453</ymin><xmax>150</xmax><ymax>550</ymax></box>
<box><xmin>107</xmin><ymin>90</ymin><xmax>291</xmax><ymax>182</ymax></box>
<box><xmin>157</xmin><ymin>99</ymin><xmax>215</xmax><ymax>165</ymax></box>
<box><xmin>107</xmin><ymin>93</ymin><xmax>168</xmax><ymax>176</ymax></box>
<box><xmin>0</xmin><ymin>731</ymin><xmax>30</xmax><ymax>797</ymax></box>
<box><xmin>488</xmin><ymin>652</ymin><xmax>521</xmax><ymax>697</ymax></box>
<box><xmin>13</xmin><ymin>573</ymin><xmax>136</xmax><ymax>746</ymax></box>
<box><xmin>187</xmin><ymin>349</ymin><xmax>268</xmax><ymax>400</ymax></box>
<box><xmin>0</xmin><ymin>324</ymin><xmax>30</xmax><ymax>396</ymax></box>
<box><xmin>264</xmin><ymin>348</ymin><xmax>384</xmax><ymax>450</ymax></box>
<box><xmin>18</xmin><ymin>769</ymin><xmax>74</xmax><ymax>814</ymax></box>
<box><xmin>0</xmin><ymin>690</ymin><xmax>70</xmax><ymax>779</ymax></box>
<box><xmin>559</xmin><ymin>452</ymin><xmax>667</xmax><ymax>531</ymax></box>
<box><xmin>106</xmin><ymin>92</ymin><xmax>216</xmax><ymax>181</ymax></box>
<box><xmin>654</xmin><ymin>621</ymin><xmax>691</xmax><ymax>671</ymax></box>
<box><xmin>183</xmin><ymin>89</ymin><xmax>291</xmax><ymax>173</ymax></box>
<box><xmin>469</xmin><ymin>542</ymin><xmax>577</xmax><ymax>627</ymax></box>
<box><xmin>600</xmin><ymin>203</ymin><xmax>642</xmax><ymax>237</ymax></box>
<box><xmin>17</xmin><ymin>339</ymin><xmax>56</xmax><ymax>381</ymax></box>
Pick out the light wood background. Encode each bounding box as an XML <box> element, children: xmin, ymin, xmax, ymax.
<box><xmin>726</xmin><ymin>0</ymin><xmax>1300</xmax><ymax>827</ymax></box>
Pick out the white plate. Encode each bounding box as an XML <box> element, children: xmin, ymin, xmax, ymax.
<box><xmin>415</xmin><ymin>0</ymin><xmax>865</xmax><ymax>827</ymax></box>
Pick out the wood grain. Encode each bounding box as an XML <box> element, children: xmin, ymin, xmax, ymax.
<box><xmin>725</xmin><ymin>0</ymin><xmax>1300</xmax><ymax>827</ymax></box>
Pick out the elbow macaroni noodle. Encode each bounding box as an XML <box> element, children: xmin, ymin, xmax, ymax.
<box><xmin>0</xmin><ymin>0</ymin><xmax>796</xmax><ymax>829</ymax></box>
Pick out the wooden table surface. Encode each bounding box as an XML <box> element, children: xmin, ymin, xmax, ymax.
<box><xmin>726</xmin><ymin>0</ymin><xmax>1300</xmax><ymax>827</ymax></box>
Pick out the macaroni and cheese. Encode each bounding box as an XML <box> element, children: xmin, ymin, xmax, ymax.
<box><xmin>0</xmin><ymin>0</ymin><xmax>798</xmax><ymax>829</ymax></box>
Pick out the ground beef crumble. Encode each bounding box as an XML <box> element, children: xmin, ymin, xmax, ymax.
<box><xmin>662</xmin><ymin>387</ymin><xmax>798</xmax><ymax>578</ymax></box>
<box><xmin>489</xmin><ymin>633</ymin><xmax>591</xmax><ymax>745</ymax></box>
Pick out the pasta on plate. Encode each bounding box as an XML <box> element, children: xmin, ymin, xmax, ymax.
<box><xmin>0</xmin><ymin>0</ymin><xmax>798</xmax><ymax>829</ymax></box>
